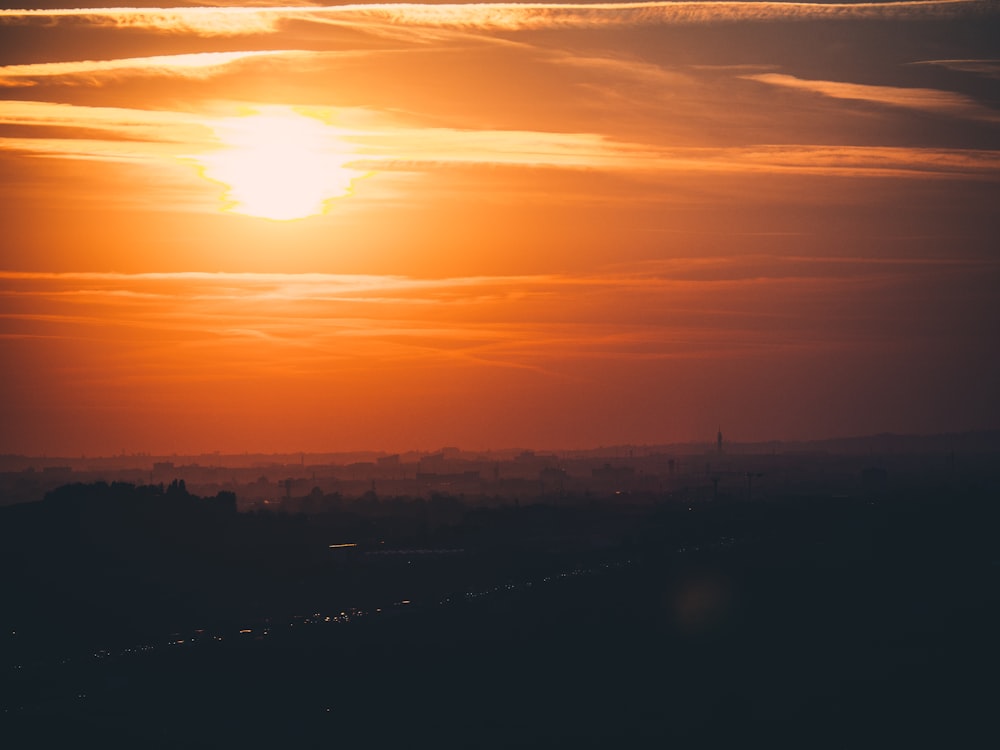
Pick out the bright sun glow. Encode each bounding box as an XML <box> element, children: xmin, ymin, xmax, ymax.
<box><xmin>195</xmin><ymin>107</ymin><xmax>364</xmax><ymax>221</ymax></box>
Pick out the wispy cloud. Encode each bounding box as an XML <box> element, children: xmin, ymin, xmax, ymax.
<box><xmin>910</xmin><ymin>59</ymin><xmax>1000</xmax><ymax>79</ymax></box>
<box><xmin>2</xmin><ymin>99</ymin><xmax>997</xmax><ymax>185</ymax></box>
<box><xmin>709</xmin><ymin>144</ymin><xmax>1000</xmax><ymax>178</ymax></box>
<box><xmin>0</xmin><ymin>6</ymin><xmax>287</xmax><ymax>36</ymax></box>
<box><xmin>1</xmin><ymin>258</ymin><xmax>987</xmax><ymax>346</ymax></box>
<box><xmin>0</xmin><ymin>100</ymin><xmax>656</xmax><ymax>185</ymax></box>
<box><xmin>0</xmin><ymin>50</ymin><xmax>312</xmax><ymax>87</ymax></box>
<box><xmin>0</xmin><ymin>2</ymin><xmax>990</xmax><ymax>38</ymax></box>
<box><xmin>0</xmin><ymin>100</ymin><xmax>647</xmax><ymax>178</ymax></box>
<box><xmin>743</xmin><ymin>73</ymin><xmax>1000</xmax><ymax>122</ymax></box>
<box><xmin>0</xmin><ymin>99</ymin><xmax>211</xmax><ymax>138</ymax></box>
<box><xmin>0</xmin><ymin>100</ymin><xmax>216</xmax><ymax>176</ymax></box>
<box><xmin>2</xmin><ymin>260</ymin><xmax>994</xmax><ymax>456</ymax></box>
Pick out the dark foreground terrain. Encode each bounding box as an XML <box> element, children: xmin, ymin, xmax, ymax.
<box><xmin>2</xmin><ymin>476</ymin><xmax>998</xmax><ymax>747</ymax></box>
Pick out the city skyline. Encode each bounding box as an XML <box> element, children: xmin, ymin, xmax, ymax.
<box><xmin>1</xmin><ymin>2</ymin><xmax>998</xmax><ymax>455</ymax></box>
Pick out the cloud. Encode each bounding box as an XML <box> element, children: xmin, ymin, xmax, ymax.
<box><xmin>710</xmin><ymin>144</ymin><xmax>1000</xmax><ymax>178</ymax></box>
<box><xmin>1</xmin><ymin>258</ymin><xmax>994</xmax><ymax>436</ymax></box>
<box><xmin>0</xmin><ymin>6</ymin><xmax>287</xmax><ymax>36</ymax></box>
<box><xmin>0</xmin><ymin>99</ymin><xmax>662</xmax><ymax>175</ymax></box>
<box><xmin>344</xmin><ymin>1</ymin><xmax>993</xmax><ymax>31</ymax></box>
<box><xmin>743</xmin><ymin>73</ymin><xmax>1000</xmax><ymax>122</ymax></box>
<box><xmin>911</xmin><ymin>59</ymin><xmax>1000</xmax><ymax>79</ymax></box>
<box><xmin>347</xmin><ymin>126</ymin><xmax>659</xmax><ymax>169</ymax></box>
<box><xmin>0</xmin><ymin>50</ymin><xmax>313</xmax><ymax>87</ymax></box>
<box><xmin>2</xmin><ymin>257</ymin><xmax>988</xmax><ymax>322</ymax></box>
<box><xmin>0</xmin><ymin>100</ymin><xmax>216</xmax><ymax>172</ymax></box>
<box><xmin>2</xmin><ymin>99</ymin><xmax>998</xmax><ymax>187</ymax></box>
<box><xmin>0</xmin><ymin>2</ymin><xmax>991</xmax><ymax>38</ymax></box>
<box><xmin>2</xmin><ymin>96</ymin><xmax>997</xmax><ymax>212</ymax></box>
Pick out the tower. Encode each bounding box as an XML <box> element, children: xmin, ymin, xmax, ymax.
<box><xmin>717</xmin><ymin>426</ymin><xmax>723</xmax><ymax>457</ymax></box>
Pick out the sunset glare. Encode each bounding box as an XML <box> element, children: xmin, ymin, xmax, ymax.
<box><xmin>195</xmin><ymin>107</ymin><xmax>364</xmax><ymax>221</ymax></box>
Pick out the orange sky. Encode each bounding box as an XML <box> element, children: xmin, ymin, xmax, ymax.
<box><xmin>1</xmin><ymin>2</ymin><xmax>998</xmax><ymax>455</ymax></box>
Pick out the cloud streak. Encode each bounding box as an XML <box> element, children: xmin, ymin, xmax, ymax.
<box><xmin>1</xmin><ymin>2</ymin><xmax>991</xmax><ymax>37</ymax></box>
<box><xmin>911</xmin><ymin>59</ymin><xmax>1000</xmax><ymax>79</ymax></box>
<box><xmin>745</xmin><ymin>72</ymin><xmax>1000</xmax><ymax>122</ymax></box>
<box><xmin>2</xmin><ymin>100</ymin><xmax>997</xmax><ymax>185</ymax></box>
<box><xmin>0</xmin><ymin>50</ymin><xmax>311</xmax><ymax>87</ymax></box>
<box><xmin>3</xmin><ymin>259</ymin><xmax>996</xmax><ymax>451</ymax></box>
<box><xmin>0</xmin><ymin>260</ymin><xmax>983</xmax><ymax>403</ymax></box>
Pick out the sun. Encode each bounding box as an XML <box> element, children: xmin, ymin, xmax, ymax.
<box><xmin>194</xmin><ymin>106</ymin><xmax>365</xmax><ymax>221</ymax></box>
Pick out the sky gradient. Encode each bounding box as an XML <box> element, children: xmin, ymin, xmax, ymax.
<box><xmin>1</xmin><ymin>1</ymin><xmax>998</xmax><ymax>455</ymax></box>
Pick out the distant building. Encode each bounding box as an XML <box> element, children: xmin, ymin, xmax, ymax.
<box><xmin>540</xmin><ymin>467</ymin><xmax>568</xmax><ymax>493</ymax></box>
<box><xmin>592</xmin><ymin>464</ymin><xmax>634</xmax><ymax>481</ymax></box>
<box><xmin>418</xmin><ymin>453</ymin><xmax>446</xmax><ymax>473</ymax></box>
<box><xmin>416</xmin><ymin>470</ymin><xmax>481</xmax><ymax>484</ymax></box>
